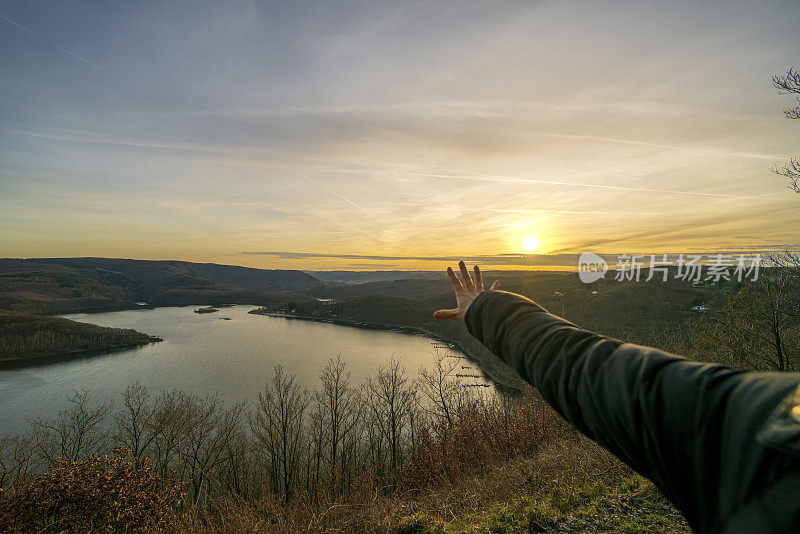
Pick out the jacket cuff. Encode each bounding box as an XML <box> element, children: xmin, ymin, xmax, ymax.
<box><xmin>465</xmin><ymin>290</ymin><xmax>550</xmax><ymax>341</ymax></box>
<box><xmin>464</xmin><ymin>290</ymin><xmax>495</xmax><ymax>340</ymax></box>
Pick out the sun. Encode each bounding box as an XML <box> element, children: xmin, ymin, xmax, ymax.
<box><xmin>522</xmin><ymin>235</ymin><xmax>541</xmax><ymax>252</ymax></box>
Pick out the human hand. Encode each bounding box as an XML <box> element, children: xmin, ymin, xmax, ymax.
<box><xmin>433</xmin><ymin>261</ymin><xmax>499</xmax><ymax>322</ymax></box>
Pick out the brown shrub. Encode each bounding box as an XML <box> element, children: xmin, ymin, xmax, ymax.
<box><xmin>396</xmin><ymin>390</ymin><xmax>571</xmax><ymax>492</ymax></box>
<box><xmin>0</xmin><ymin>447</ymin><xmax>183</xmax><ymax>533</ymax></box>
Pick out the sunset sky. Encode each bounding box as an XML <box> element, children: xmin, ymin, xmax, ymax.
<box><xmin>1</xmin><ymin>1</ymin><xmax>798</xmax><ymax>270</ymax></box>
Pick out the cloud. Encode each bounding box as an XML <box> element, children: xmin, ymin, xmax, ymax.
<box><xmin>2</xmin><ymin>1</ymin><xmax>799</xmax><ymax>267</ymax></box>
<box><xmin>243</xmin><ymin>250</ymin><xmax>576</xmax><ymax>265</ymax></box>
<box><xmin>412</xmin><ymin>173</ymin><xmax>786</xmax><ymax>200</ymax></box>
<box><xmin>242</xmin><ymin>250</ymin><xmax>786</xmax><ymax>268</ymax></box>
<box><xmin>14</xmin><ymin>128</ymin><xmax>222</xmax><ymax>152</ymax></box>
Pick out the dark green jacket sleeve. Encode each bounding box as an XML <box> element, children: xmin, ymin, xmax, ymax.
<box><xmin>465</xmin><ymin>290</ymin><xmax>800</xmax><ymax>534</ymax></box>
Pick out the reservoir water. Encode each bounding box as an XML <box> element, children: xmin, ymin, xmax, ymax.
<box><xmin>0</xmin><ymin>305</ymin><xmax>486</xmax><ymax>436</ymax></box>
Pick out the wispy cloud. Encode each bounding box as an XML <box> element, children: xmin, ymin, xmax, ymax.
<box><xmin>14</xmin><ymin>129</ymin><xmax>221</xmax><ymax>152</ymax></box>
<box><xmin>413</xmin><ymin>173</ymin><xmax>785</xmax><ymax>200</ymax></box>
<box><xmin>550</xmin><ymin>205</ymin><xmax>800</xmax><ymax>254</ymax></box>
<box><xmin>2</xmin><ymin>1</ymin><xmax>798</xmax><ymax>268</ymax></box>
<box><xmin>522</xmin><ymin>133</ymin><xmax>785</xmax><ymax>161</ymax></box>
<box><xmin>243</xmin><ymin>249</ymin><xmax>787</xmax><ymax>268</ymax></box>
<box><xmin>185</xmin><ymin>98</ymin><xmax>696</xmax><ymax>120</ymax></box>
<box><xmin>243</xmin><ymin>250</ymin><xmax>582</xmax><ymax>266</ymax></box>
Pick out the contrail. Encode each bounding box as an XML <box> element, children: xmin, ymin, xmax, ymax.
<box><xmin>1</xmin><ymin>12</ymin><xmax>113</xmax><ymax>77</ymax></box>
<box><xmin>291</xmin><ymin>170</ymin><xmax>372</xmax><ymax>216</ymax></box>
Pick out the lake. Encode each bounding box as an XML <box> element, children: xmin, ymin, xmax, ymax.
<box><xmin>0</xmin><ymin>305</ymin><xmax>488</xmax><ymax>436</ymax></box>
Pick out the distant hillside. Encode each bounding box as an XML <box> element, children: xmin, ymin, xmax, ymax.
<box><xmin>252</xmin><ymin>293</ymin><xmax>529</xmax><ymax>389</ymax></box>
<box><xmin>0</xmin><ymin>312</ymin><xmax>160</xmax><ymax>363</ymax></box>
<box><xmin>267</xmin><ymin>294</ymin><xmax>436</xmax><ymax>326</ymax></box>
<box><xmin>148</xmin><ymin>288</ymin><xmax>312</xmax><ymax>307</ymax></box>
<box><xmin>303</xmin><ymin>269</ymin><xmax>735</xmax><ymax>342</ymax></box>
<box><xmin>305</xmin><ymin>270</ymin><xmax>442</xmax><ymax>284</ymax></box>
<box><xmin>304</xmin><ymin>278</ymin><xmax>446</xmax><ymax>300</ymax></box>
<box><xmin>0</xmin><ymin>258</ymin><xmax>322</xmax><ymax>314</ymax></box>
<box><xmin>260</xmin><ymin>268</ymin><xmax>740</xmax><ymax>389</ymax></box>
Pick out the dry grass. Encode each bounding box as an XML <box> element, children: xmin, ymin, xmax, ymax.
<box><xmin>0</xmin><ymin>393</ymin><xmax>690</xmax><ymax>533</ymax></box>
<box><xmin>173</xmin><ymin>437</ymin><xmax>689</xmax><ymax>534</ymax></box>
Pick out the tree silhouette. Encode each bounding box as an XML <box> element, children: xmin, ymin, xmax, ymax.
<box><xmin>772</xmin><ymin>67</ymin><xmax>800</xmax><ymax>193</ymax></box>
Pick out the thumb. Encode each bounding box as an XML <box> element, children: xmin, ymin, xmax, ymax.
<box><xmin>433</xmin><ymin>308</ymin><xmax>461</xmax><ymax>320</ymax></box>
<box><xmin>490</xmin><ymin>280</ymin><xmax>500</xmax><ymax>290</ymax></box>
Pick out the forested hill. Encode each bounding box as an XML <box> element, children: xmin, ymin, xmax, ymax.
<box><xmin>0</xmin><ymin>312</ymin><xmax>160</xmax><ymax>363</ymax></box>
<box><xmin>0</xmin><ymin>258</ymin><xmax>323</xmax><ymax>314</ymax></box>
<box><xmin>300</xmin><ymin>269</ymin><xmax>733</xmax><ymax>342</ymax></box>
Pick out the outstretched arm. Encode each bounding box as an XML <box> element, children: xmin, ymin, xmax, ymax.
<box><xmin>434</xmin><ymin>262</ymin><xmax>800</xmax><ymax>534</ymax></box>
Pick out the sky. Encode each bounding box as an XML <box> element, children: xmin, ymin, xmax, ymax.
<box><xmin>1</xmin><ymin>0</ymin><xmax>798</xmax><ymax>271</ymax></box>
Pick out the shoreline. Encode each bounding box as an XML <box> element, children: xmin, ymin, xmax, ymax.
<box><xmin>0</xmin><ymin>338</ymin><xmax>162</xmax><ymax>370</ymax></box>
<box><xmin>46</xmin><ymin>303</ymin><xmax>155</xmax><ymax>316</ymax></box>
<box><xmin>257</xmin><ymin>311</ymin><xmax>436</xmax><ymax>334</ymax></box>
<box><xmin>53</xmin><ymin>304</ymin><xmax>158</xmax><ymax>316</ymax></box>
<box><xmin>252</xmin><ymin>310</ymin><xmax>463</xmax><ymax>346</ymax></box>
<box><xmin>252</xmin><ymin>311</ymin><xmax>525</xmax><ymax>392</ymax></box>
<box><xmin>8</xmin><ymin>304</ymin><xmax>524</xmax><ymax>391</ymax></box>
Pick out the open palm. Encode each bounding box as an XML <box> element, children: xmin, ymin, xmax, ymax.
<box><xmin>433</xmin><ymin>261</ymin><xmax>499</xmax><ymax>322</ymax></box>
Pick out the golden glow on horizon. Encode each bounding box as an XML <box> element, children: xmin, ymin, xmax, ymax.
<box><xmin>522</xmin><ymin>235</ymin><xmax>542</xmax><ymax>252</ymax></box>
<box><xmin>1</xmin><ymin>2</ymin><xmax>798</xmax><ymax>270</ymax></box>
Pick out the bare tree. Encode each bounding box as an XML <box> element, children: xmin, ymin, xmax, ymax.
<box><xmin>0</xmin><ymin>433</ymin><xmax>40</xmax><ymax>491</ymax></box>
<box><xmin>305</xmin><ymin>398</ymin><xmax>326</xmax><ymax>500</ymax></box>
<box><xmin>114</xmin><ymin>381</ymin><xmax>174</xmax><ymax>464</ymax></box>
<box><xmin>215</xmin><ymin>424</ymin><xmax>254</xmax><ymax>498</ymax></box>
<box><xmin>417</xmin><ymin>351</ymin><xmax>467</xmax><ymax>426</ymax></box>
<box><xmin>314</xmin><ymin>356</ymin><xmax>361</xmax><ymax>496</ymax></box>
<box><xmin>772</xmin><ymin>67</ymin><xmax>800</xmax><ymax>193</ymax></box>
<box><xmin>693</xmin><ymin>253</ymin><xmax>800</xmax><ymax>371</ymax></box>
<box><xmin>149</xmin><ymin>389</ymin><xmax>195</xmax><ymax>476</ymax></box>
<box><xmin>180</xmin><ymin>394</ymin><xmax>243</xmax><ymax>503</ymax></box>
<box><xmin>30</xmin><ymin>391</ymin><xmax>111</xmax><ymax>464</ymax></box>
<box><xmin>365</xmin><ymin>356</ymin><xmax>416</xmax><ymax>476</ymax></box>
<box><xmin>774</xmin><ymin>67</ymin><xmax>800</xmax><ymax>120</ymax></box>
<box><xmin>360</xmin><ymin>400</ymin><xmax>388</xmax><ymax>483</ymax></box>
<box><xmin>248</xmin><ymin>366</ymin><xmax>308</xmax><ymax>500</ymax></box>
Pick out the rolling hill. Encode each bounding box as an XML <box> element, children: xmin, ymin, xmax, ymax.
<box><xmin>0</xmin><ymin>258</ymin><xmax>322</xmax><ymax>314</ymax></box>
<box><xmin>0</xmin><ymin>312</ymin><xmax>161</xmax><ymax>364</ymax></box>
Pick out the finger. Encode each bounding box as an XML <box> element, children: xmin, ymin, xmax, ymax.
<box><xmin>459</xmin><ymin>261</ymin><xmax>474</xmax><ymax>291</ymax></box>
<box><xmin>473</xmin><ymin>265</ymin><xmax>483</xmax><ymax>291</ymax></box>
<box><xmin>490</xmin><ymin>280</ymin><xmax>500</xmax><ymax>290</ymax></box>
<box><xmin>433</xmin><ymin>308</ymin><xmax>460</xmax><ymax>320</ymax></box>
<box><xmin>447</xmin><ymin>266</ymin><xmax>464</xmax><ymax>293</ymax></box>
